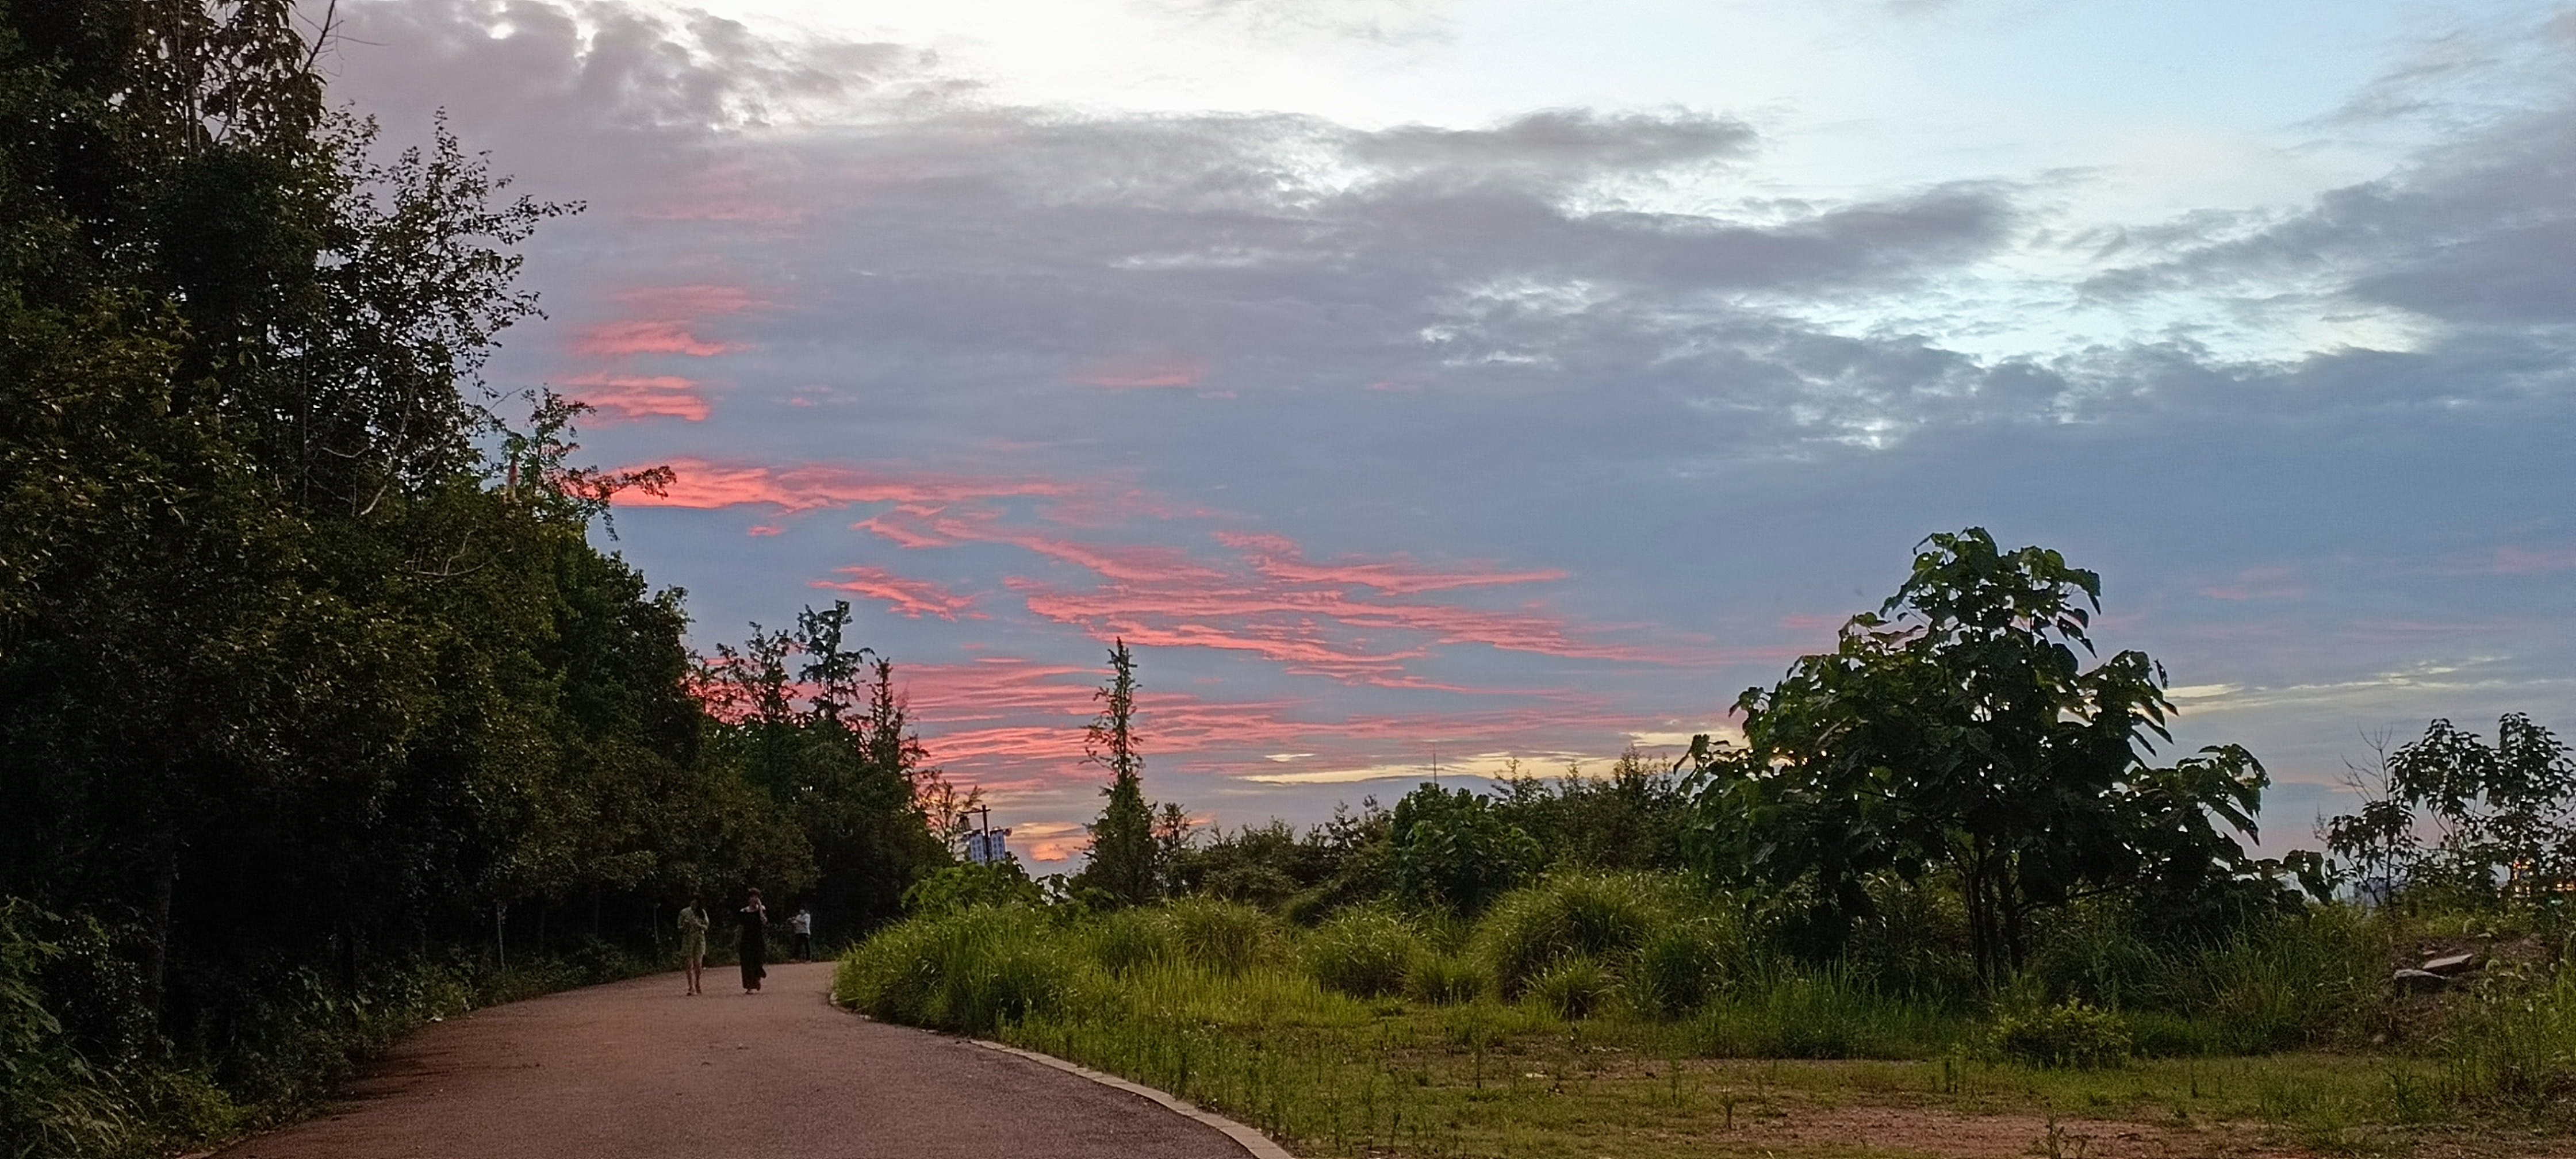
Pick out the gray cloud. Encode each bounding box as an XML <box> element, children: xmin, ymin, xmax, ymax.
<box><xmin>324</xmin><ymin>0</ymin><xmax>2576</xmax><ymax>841</ymax></box>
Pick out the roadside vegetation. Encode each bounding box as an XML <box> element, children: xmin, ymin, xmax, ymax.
<box><xmin>842</xmin><ymin>533</ymin><xmax>2576</xmax><ymax>1157</ymax></box>
<box><xmin>0</xmin><ymin>5</ymin><xmax>956</xmax><ymax>1155</ymax></box>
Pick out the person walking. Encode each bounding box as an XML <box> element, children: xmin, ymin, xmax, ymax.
<box><xmin>677</xmin><ymin>893</ymin><xmax>711</xmax><ymax>996</ymax></box>
<box><xmin>792</xmin><ymin>906</ymin><xmax>814</xmax><ymax>960</ymax></box>
<box><xmin>735</xmin><ymin>888</ymin><xmax>768</xmax><ymax>994</ymax></box>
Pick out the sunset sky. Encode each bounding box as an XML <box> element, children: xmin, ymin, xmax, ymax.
<box><xmin>327</xmin><ymin>0</ymin><xmax>2575</xmax><ymax>864</ymax></box>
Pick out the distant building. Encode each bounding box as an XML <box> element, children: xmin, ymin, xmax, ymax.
<box><xmin>965</xmin><ymin>827</ymin><xmax>1011</xmax><ymax>865</ymax></box>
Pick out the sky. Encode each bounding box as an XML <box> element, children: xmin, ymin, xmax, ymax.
<box><xmin>321</xmin><ymin>0</ymin><xmax>2576</xmax><ymax>864</ymax></box>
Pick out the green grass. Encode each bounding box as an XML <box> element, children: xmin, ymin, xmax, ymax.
<box><xmin>837</xmin><ymin>896</ymin><xmax>2576</xmax><ymax>1158</ymax></box>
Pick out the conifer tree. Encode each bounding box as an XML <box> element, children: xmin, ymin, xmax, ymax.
<box><xmin>1076</xmin><ymin>639</ymin><xmax>1157</xmax><ymax>905</ymax></box>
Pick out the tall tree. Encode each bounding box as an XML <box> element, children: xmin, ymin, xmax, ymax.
<box><xmin>1688</xmin><ymin>529</ymin><xmax>2271</xmax><ymax>979</ymax></box>
<box><xmin>1075</xmin><ymin>639</ymin><xmax>1157</xmax><ymax>905</ymax></box>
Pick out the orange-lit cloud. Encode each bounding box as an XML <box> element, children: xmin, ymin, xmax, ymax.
<box><xmin>814</xmin><ymin>565</ymin><xmax>980</xmax><ymax>620</ymax></box>
<box><xmin>615</xmin><ymin>459</ymin><xmax>1074</xmax><ymax>513</ymax></box>
<box><xmin>1215</xmin><ymin>531</ymin><xmax>1569</xmax><ymax>593</ymax></box>
<box><xmin>1076</xmin><ymin>358</ymin><xmax>1206</xmax><ymax>389</ymax></box>
<box><xmin>558</xmin><ymin>373</ymin><xmax>711</xmax><ymax>421</ymax></box>
<box><xmin>573</xmin><ymin>319</ymin><xmax>737</xmax><ymax>358</ymax></box>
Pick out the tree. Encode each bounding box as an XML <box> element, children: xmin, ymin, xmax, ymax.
<box><xmin>1074</xmin><ymin>640</ymin><xmax>1157</xmax><ymax>905</ymax></box>
<box><xmin>1687</xmin><ymin>528</ymin><xmax>2271</xmax><ymax>980</ymax></box>
<box><xmin>1389</xmin><ymin>782</ymin><xmax>1540</xmax><ymax>914</ymax></box>
<box><xmin>2323</xmin><ymin>713</ymin><xmax>2576</xmax><ymax>907</ymax></box>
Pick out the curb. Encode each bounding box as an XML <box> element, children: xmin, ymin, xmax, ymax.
<box><xmin>968</xmin><ymin>1038</ymin><xmax>1297</xmax><ymax>1159</ymax></box>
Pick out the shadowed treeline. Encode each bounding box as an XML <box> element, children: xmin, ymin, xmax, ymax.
<box><xmin>0</xmin><ymin>4</ymin><xmax>952</xmax><ymax>1154</ymax></box>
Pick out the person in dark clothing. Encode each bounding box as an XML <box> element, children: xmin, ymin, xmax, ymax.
<box><xmin>736</xmin><ymin>888</ymin><xmax>768</xmax><ymax>994</ymax></box>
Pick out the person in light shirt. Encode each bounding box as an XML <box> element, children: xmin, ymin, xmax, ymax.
<box><xmin>791</xmin><ymin>906</ymin><xmax>814</xmax><ymax>960</ymax></box>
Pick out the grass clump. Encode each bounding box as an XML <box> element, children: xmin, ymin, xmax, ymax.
<box><xmin>1527</xmin><ymin>955</ymin><xmax>1616</xmax><ymax>1019</ymax></box>
<box><xmin>1163</xmin><ymin>899</ymin><xmax>1279</xmax><ymax>977</ymax></box>
<box><xmin>1403</xmin><ymin>954</ymin><xmax>1486</xmax><ymax>1006</ymax></box>
<box><xmin>835</xmin><ymin>906</ymin><xmax>1075</xmax><ymax>1035</ymax></box>
<box><xmin>1081</xmin><ymin>908</ymin><xmax>1176</xmax><ymax>978</ymax></box>
<box><xmin>1301</xmin><ymin>907</ymin><xmax>1423</xmax><ymax>998</ymax></box>
<box><xmin>1477</xmin><ymin>873</ymin><xmax>1668</xmax><ymax>997</ymax></box>
<box><xmin>1991</xmin><ymin>997</ymin><xmax>2132</xmax><ymax>1069</ymax></box>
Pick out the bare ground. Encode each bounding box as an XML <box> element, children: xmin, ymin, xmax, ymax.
<box><xmin>215</xmin><ymin>961</ymin><xmax>1248</xmax><ymax>1159</ymax></box>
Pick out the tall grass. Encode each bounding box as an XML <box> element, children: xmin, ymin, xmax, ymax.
<box><xmin>1301</xmin><ymin>906</ymin><xmax>1424</xmax><ymax>999</ymax></box>
<box><xmin>1475</xmin><ymin>873</ymin><xmax>1672</xmax><ymax>997</ymax></box>
<box><xmin>835</xmin><ymin>905</ymin><xmax>1077</xmax><ymax>1034</ymax></box>
<box><xmin>1692</xmin><ymin>961</ymin><xmax>1965</xmax><ymax>1058</ymax></box>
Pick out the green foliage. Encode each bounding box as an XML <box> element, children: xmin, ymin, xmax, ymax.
<box><xmin>1493</xmin><ymin>749</ymin><xmax>1692</xmax><ymax>873</ymax></box>
<box><xmin>1526</xmin><ymin>955</ymin><xmax>1616</xmax><ymax>1019</ymax></box>
<box><xmin>1689</xmin><ymin>962</ymin><xmax>1960</xmax><ymax>1059</ymax></box>
<box><xmin>1162</xmin><ymin>899</ymin><xmax>1279</xmax><ymax>977</ymax></box>
<box><xmin>1991</xmin><ymin>998</ymin><xmax>2133</xmax><ymax>1069</ymax></box>
<box><xmin>2439</xmin><ymin>964</ymin><xmax>2576</xmax><ymax>1113</ymax></box>
<box><xmin>1389</xmin><ymin>782</ymin><xmax>1540</xmax><ymax>915</ymax></box>
<box><xmin>835</xmin><ymin>907</ymin><xmax>1076</xmax><ymax>1035</ymax></box>
<box><xmin>1688</xmin><ymin>528</ymin><xmax>2275</xmax><ymax>978</ymax></box>
<box><xmin>1072</xmin><ymin>641</ymin><xmax>1159</xmax><ymax>907</ymax></box>
<box><xmin>1302</xmin><ymin>907</ymin><xmax>1425</xmax><ymax>999</ymax></box>
<box><xmin>1083</xmin><ymin>907</ymin><xmax>1179</xmax><ymax>978</ymax></box>
<box><xmin>1477</xmin><ymin>873</ymin><xmax>1669</xmax><ymax>998</ymax></box>
<box><xmin>1402</xmin><ymin>954</ymin><xmax>1487</xmax><ymax>1006</ymax></box>
<box><xmin>906</xmin><ymin>862</ymin><xmax>1045</xmax><ymax>917</ymax></box>
<box><xmin>2325</xmin><ymin>714</ymin><xmax>2576</xmax><ymax>911</ymax></box>
<box><xmin>1630</xmin><ymin>919</ymin><xmax>1733</xmax><ymax>1018</ymax></box>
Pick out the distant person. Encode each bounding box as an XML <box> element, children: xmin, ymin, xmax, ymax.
<box><xmin>792</xmin><ymin>906</ymin><xmax>814</xmax><ymax>960</ymax></box>
<box><xmin>736</xmin><ymin>888</ymin><xmax>768</xmax><ymax>994</ymax></box>
<box><xmin>677</xmin><ymin>893</ymin><xmax>711</xmax><ymax>996</ymax></box>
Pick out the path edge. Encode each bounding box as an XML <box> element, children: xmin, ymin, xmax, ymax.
<box><xmin>967</xmin><ymin>1038</ymin><xmax>1295</xmax><ymax>1159</ymax></box>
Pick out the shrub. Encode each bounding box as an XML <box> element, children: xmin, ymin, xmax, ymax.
<box><xmin>1164</xmin><ymin>899</ymin><xmax>1279</xmax><ymax>977</ymax></box>
<box><xmin>1528</xmin><ymin>955</ymin><xmax>1616</xmax><ymax>1020</ymax></box>
<box><xmin>1083</xmin><ymin>908</ymin><xmax>1176</xmax><ymax>978</ymax></box>
<box><xmin>836</xmin><ymin>907</ymin><xmax>1076</xmax><ymax>1035</ymax></box>
<box><xmin>1991</xmin><ymin>998</ymin><xmax>2132</xmax><ymax>1069</ymax></box>
<box><xmin>1405</xmin><ymin>954</ymin><xmax>1487</xmax><ymax>1006</ymax></box>
<box><xmin>1478</xmin><ymin>873</ymin><xmax>1667</xmax><ymax>997</ymax></box>
<box><xmin>1630</xmin><ymin>922</ymin><xmax>1726</xmax><ymax>1018</ymax></box>
<box><xmin>1302</xmin><ymin>908</ymin><xmax>1424</xmax><ymax>999</ymax></box>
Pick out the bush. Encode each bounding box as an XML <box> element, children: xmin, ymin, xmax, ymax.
<box><xmin>1302</xmin><ymin>908</ymin><xmax>1424</xmax><ymax>999</ymax></box>
<box><xmin>1630</xmin><ymin>921</ymin><xmax>1727</xmax><ymax>1018</ymax></box>
<box><xmin>1528</xmin><ymin>955</ymin><xmax>1616</xmax><ymax>1020</ymax></box>
<box><xmin>1404</xmin><ymin>954</ymin><xmax>1487</xmax><ymax>1006</ymax></box>
<box><xmin>1083</xmin><ymin>908</ymin><xmax>1176</xmax><ymax>978</ymax></box>
<box><xmin>1991</xmin><ymin>998</ymin><xmax>2132</xmax><ymax>1069</ymax></box>
<box><xmin>836</xmin><ymin>907</ymin><xmax>1076</xmax><ymax>1035</ymax></box>
<box><xmin>905</xmin><ymin>862</ymin><xmax>1045</xmax><ymax>916</ymax></box>
<box><xmin>1478</xmin><ymin>874</ymin><xmax>1668</xmax><ymax>997</ymax></box>
<box><xmin>1163</xmin><ymin>899</ymin><xmax>1279</xmax><ymax>977</ymax></box>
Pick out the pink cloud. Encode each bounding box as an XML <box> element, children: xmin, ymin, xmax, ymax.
<box><xmin>813</xmin><ymin>565</ymin><xmax>980</xmax><ymax>621</ymax></box>
<box><xmin>746</xmin><ymin>525</ymin><xmax>785</xmax><ymax>537</ymax></box>
<box><xmin>1215</xmin><ymin>531</ymin><xmax>1568</xmax><ymax>594</ymax></box>
<box><xmin>1076</xmin><ymin>358</ymin><xmax>1206</xmax><ymax>389</ymax></box>
<box><xmin>615</xmin><ymin>459</ymin><xmax>1074</xmax><ymax>513</ymax></box>
<box><xmin>557</xmin><ymin>373</ymin><xmax>710</xmax><ymax>422</ymax></box>
<box><xmin>573</xmin><ymin>319</ymin><xmax>737</xmax><ymax>358</ymax></box>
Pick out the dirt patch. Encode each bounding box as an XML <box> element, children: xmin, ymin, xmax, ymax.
<box><xmin>1717</xmin><ymin>1104</ymin><xmax>2292</xmax><ymax>1158</ymax></box>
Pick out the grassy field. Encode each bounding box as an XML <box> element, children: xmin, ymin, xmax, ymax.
<box><xmin>833</xmin><ymin>888</ymin><xmax>2576</xmax><ymax>1158</ymax></box>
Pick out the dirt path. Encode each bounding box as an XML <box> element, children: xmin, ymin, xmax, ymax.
<box><xmin>217</xmin><ymin>962</ymin><xmax>1252</xmax><ymax>1159</ymax></box>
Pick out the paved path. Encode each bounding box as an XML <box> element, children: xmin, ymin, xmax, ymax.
<box><xmin>218</xmin><ymin>962</ymin><xmax>1250</xmax><ymax>1159</ymax></box>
